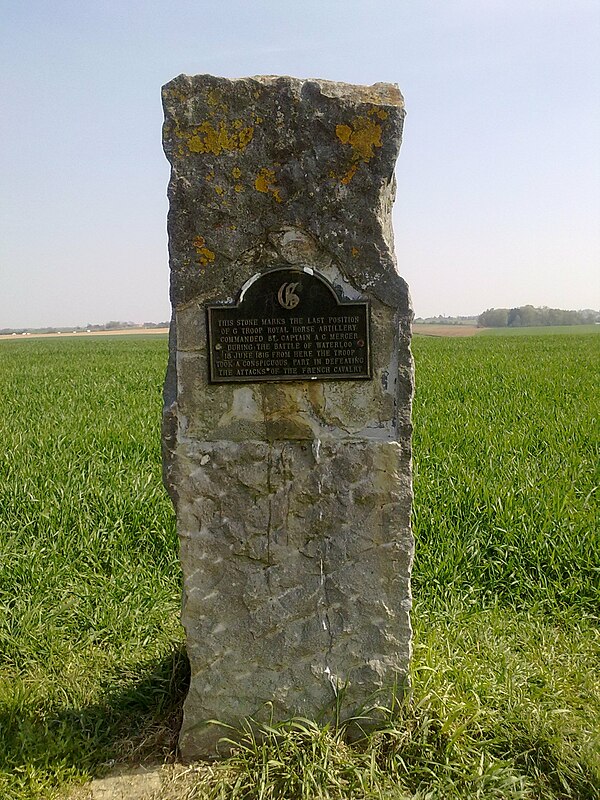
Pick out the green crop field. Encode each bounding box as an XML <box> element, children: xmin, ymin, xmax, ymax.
<box><xmin>0</xmin><ymin>331</ymin><xmax>598</xmax><ymax>799</ymax></box>
<box><xmin>480</xmin><ymin>323</ymin><xmax>600</xmax><ymax>337</ymax></box>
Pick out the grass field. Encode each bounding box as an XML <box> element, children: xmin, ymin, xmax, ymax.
<box><xmin>480</xmin><ymin>324</ymin><xmax>600</xmax><ymax>337</ymax></box>
<box><xmin>0</xmin><ymin>330</ymin><xmax>598</xmax><ymax>799</ymax></box>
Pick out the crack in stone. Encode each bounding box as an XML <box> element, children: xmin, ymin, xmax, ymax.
<box><xmin>318</xmin><ymin>545</ymin><xmax>337</xmax><ymax>696</ymax></box>
<box><xmin>265</xmin><ymin>445</ymin><xmax>274</xmax><ymax>569</ymax></box>
<box><xmin>279</xmin><ymin>443</ymin><xmax>293</xmax><ymax>546</ymax></box>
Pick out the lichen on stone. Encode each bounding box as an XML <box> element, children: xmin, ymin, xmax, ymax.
<box><xmin>184</xmin><ymin>120</ymin><xmax>254</xmax><ymax>155</ymax></box>
<box><xmin>254</xmin><ymin>166</ymin><xmax>282</xmax><ymax>202</ymax></box>
<box><xmin>192</xmin><ymin>235</ymin><xmax>215</xmax><ymax>266</ymax></box>
<box><xmin>334</xmin><ymin>111</ymin><xmax>387</xmax><ymax>184</ymax></box>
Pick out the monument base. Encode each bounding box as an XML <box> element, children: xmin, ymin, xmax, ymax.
<box><xmin>174</xmin><ymin>438</ymin><xmax>412</xmax><ymax>759</ymax></box>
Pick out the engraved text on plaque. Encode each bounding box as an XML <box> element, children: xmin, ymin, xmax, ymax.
<box><xmin>207</xmin><ymin>267</ymin><xmax>371</xmax><ymax>383</ymax></box>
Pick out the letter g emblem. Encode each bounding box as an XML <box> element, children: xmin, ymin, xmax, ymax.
<box><xmin>277</xmin><ymin>282</ymin><xmax>300</xmax><ymax>310</ymax></box>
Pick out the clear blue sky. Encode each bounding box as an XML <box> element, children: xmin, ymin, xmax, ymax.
<box><xmin>1</xmin><ymin>0</ymin><xmax>599</xmax><ymax>327</ymax></box>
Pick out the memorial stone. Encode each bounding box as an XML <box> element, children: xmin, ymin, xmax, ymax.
<box><xmin>162</xmin><ymin>74</ymin><xmax>414</xmax><ymax>759</ymax></box>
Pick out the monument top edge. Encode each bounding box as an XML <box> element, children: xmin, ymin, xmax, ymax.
<box><xmin>162</xmin><ymin>73</ymin><xmax>404</xmax><ymax>108</ymax></box>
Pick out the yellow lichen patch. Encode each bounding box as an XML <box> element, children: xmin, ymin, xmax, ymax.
<box><xmin>334</xmin><ymin>113</ymin><xmax>385</xmax><ymax>184</ymax></box>
<box><xmin>341</xmin><ymin>163</ymin><xmax>359</xmax><ymax>185</ymax></box>
<box><xmin>254</xmin><ymin>167</ymin><xmax>282</xmax><ymax>202</ymax></box>
<box><xmin>335</xmin><ymin>124</ymin><xmax>352</xmax><ymax>145</ymax></box>
<box><xmin>231</xmin><ymin>167</ymin><xmax>242</xmax><ymax>179</ymax></box>
<box><xmin>254</xmin><ymin>168</ymin><xmax>272</xmax><ymax>193</ymax></box>
<box><xmin>343</xmin><ymin>116</ymin><xmax>382</xmax><ymax>161</ymax></box>
<box><xmin>351</xmin><ymin>247</ymin><xmax>360</xmax><ymax>257</ymax></box>
<box><xmin>214</xmin><ymin>186</ymin><xmax>224</xmax><ymax>196</ymax></box>
<box><xmin>234</xmin><ymin>184</ymin><xmax>244</xmax><ymax>193</ymax></box>
<box><xmin>368</xmin><ymin>107</ymin><xmax>389</xmax><ymax>120</ymax></box>
<box><xmin>192</xmin><ymin>235</ymin><xmax>216</xmax><ymax>267</ymax></box>
<box><xmin>182</xmin><ymin>120</ymin><xmax>254</xmax><ymax>155</ymax></box>
<box><xmin>238</xmin><ymin>127</ymin><xmax>253</xmax><ymax>148</ymax></box>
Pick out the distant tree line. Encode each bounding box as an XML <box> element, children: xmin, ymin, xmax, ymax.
<box><xmin>414</xmin><ymin>315</ymin><xmax>477</xmax><ymax>325</ymax></box>
<box><xmin>0</xmin><ymin>321</ymin><xmax>170</xmax><ymax>335</ymax></box>
<box><xmin>85</xmin><ymin>320</ymin><xmax>170</xmax><ymax>330</ymax></box>
<box><xmin>477</xmin><ymin>306</ymin><xmax>599</xmax><ymax>328</ymax></box>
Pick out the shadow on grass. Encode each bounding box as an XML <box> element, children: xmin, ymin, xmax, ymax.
<box><xmin>0</xmin><ymin>646</ymin><xmax>190</xmax><ymax>785</ymax></box>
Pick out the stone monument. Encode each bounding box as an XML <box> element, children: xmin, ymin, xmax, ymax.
<box><xmin>162</xmin><ymin>74</ymin><xmax>413</xmax><ymax>759</ymax></box>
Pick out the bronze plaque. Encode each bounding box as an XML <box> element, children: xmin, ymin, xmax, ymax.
<box><xmin>207</xmin><ymin>267</ymin><xmax>371</xmax><ymax>383</ymax></box>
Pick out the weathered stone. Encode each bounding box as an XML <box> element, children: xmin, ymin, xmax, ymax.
<box><xmin>162</xmin><ymin>74</ymin><xmax>413</xmax><ymax>760</ymax></box>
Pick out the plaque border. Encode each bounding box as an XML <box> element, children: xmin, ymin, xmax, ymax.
<box><xmin>206</xmin><ymin>266</ymin><xmax>371</xmax><ymax>384</ymax></box>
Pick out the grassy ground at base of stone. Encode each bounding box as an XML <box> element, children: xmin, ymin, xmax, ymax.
<box><xmin>0</xmin><ymin>331</ymin><xmax>598</xmax><ymax>799</ymax></box>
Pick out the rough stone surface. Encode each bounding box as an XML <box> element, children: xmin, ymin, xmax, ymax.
<box><xmin>162</xmin><ymin>74</ymin><xmax>414</xmax><ymax>760</ymax></box>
